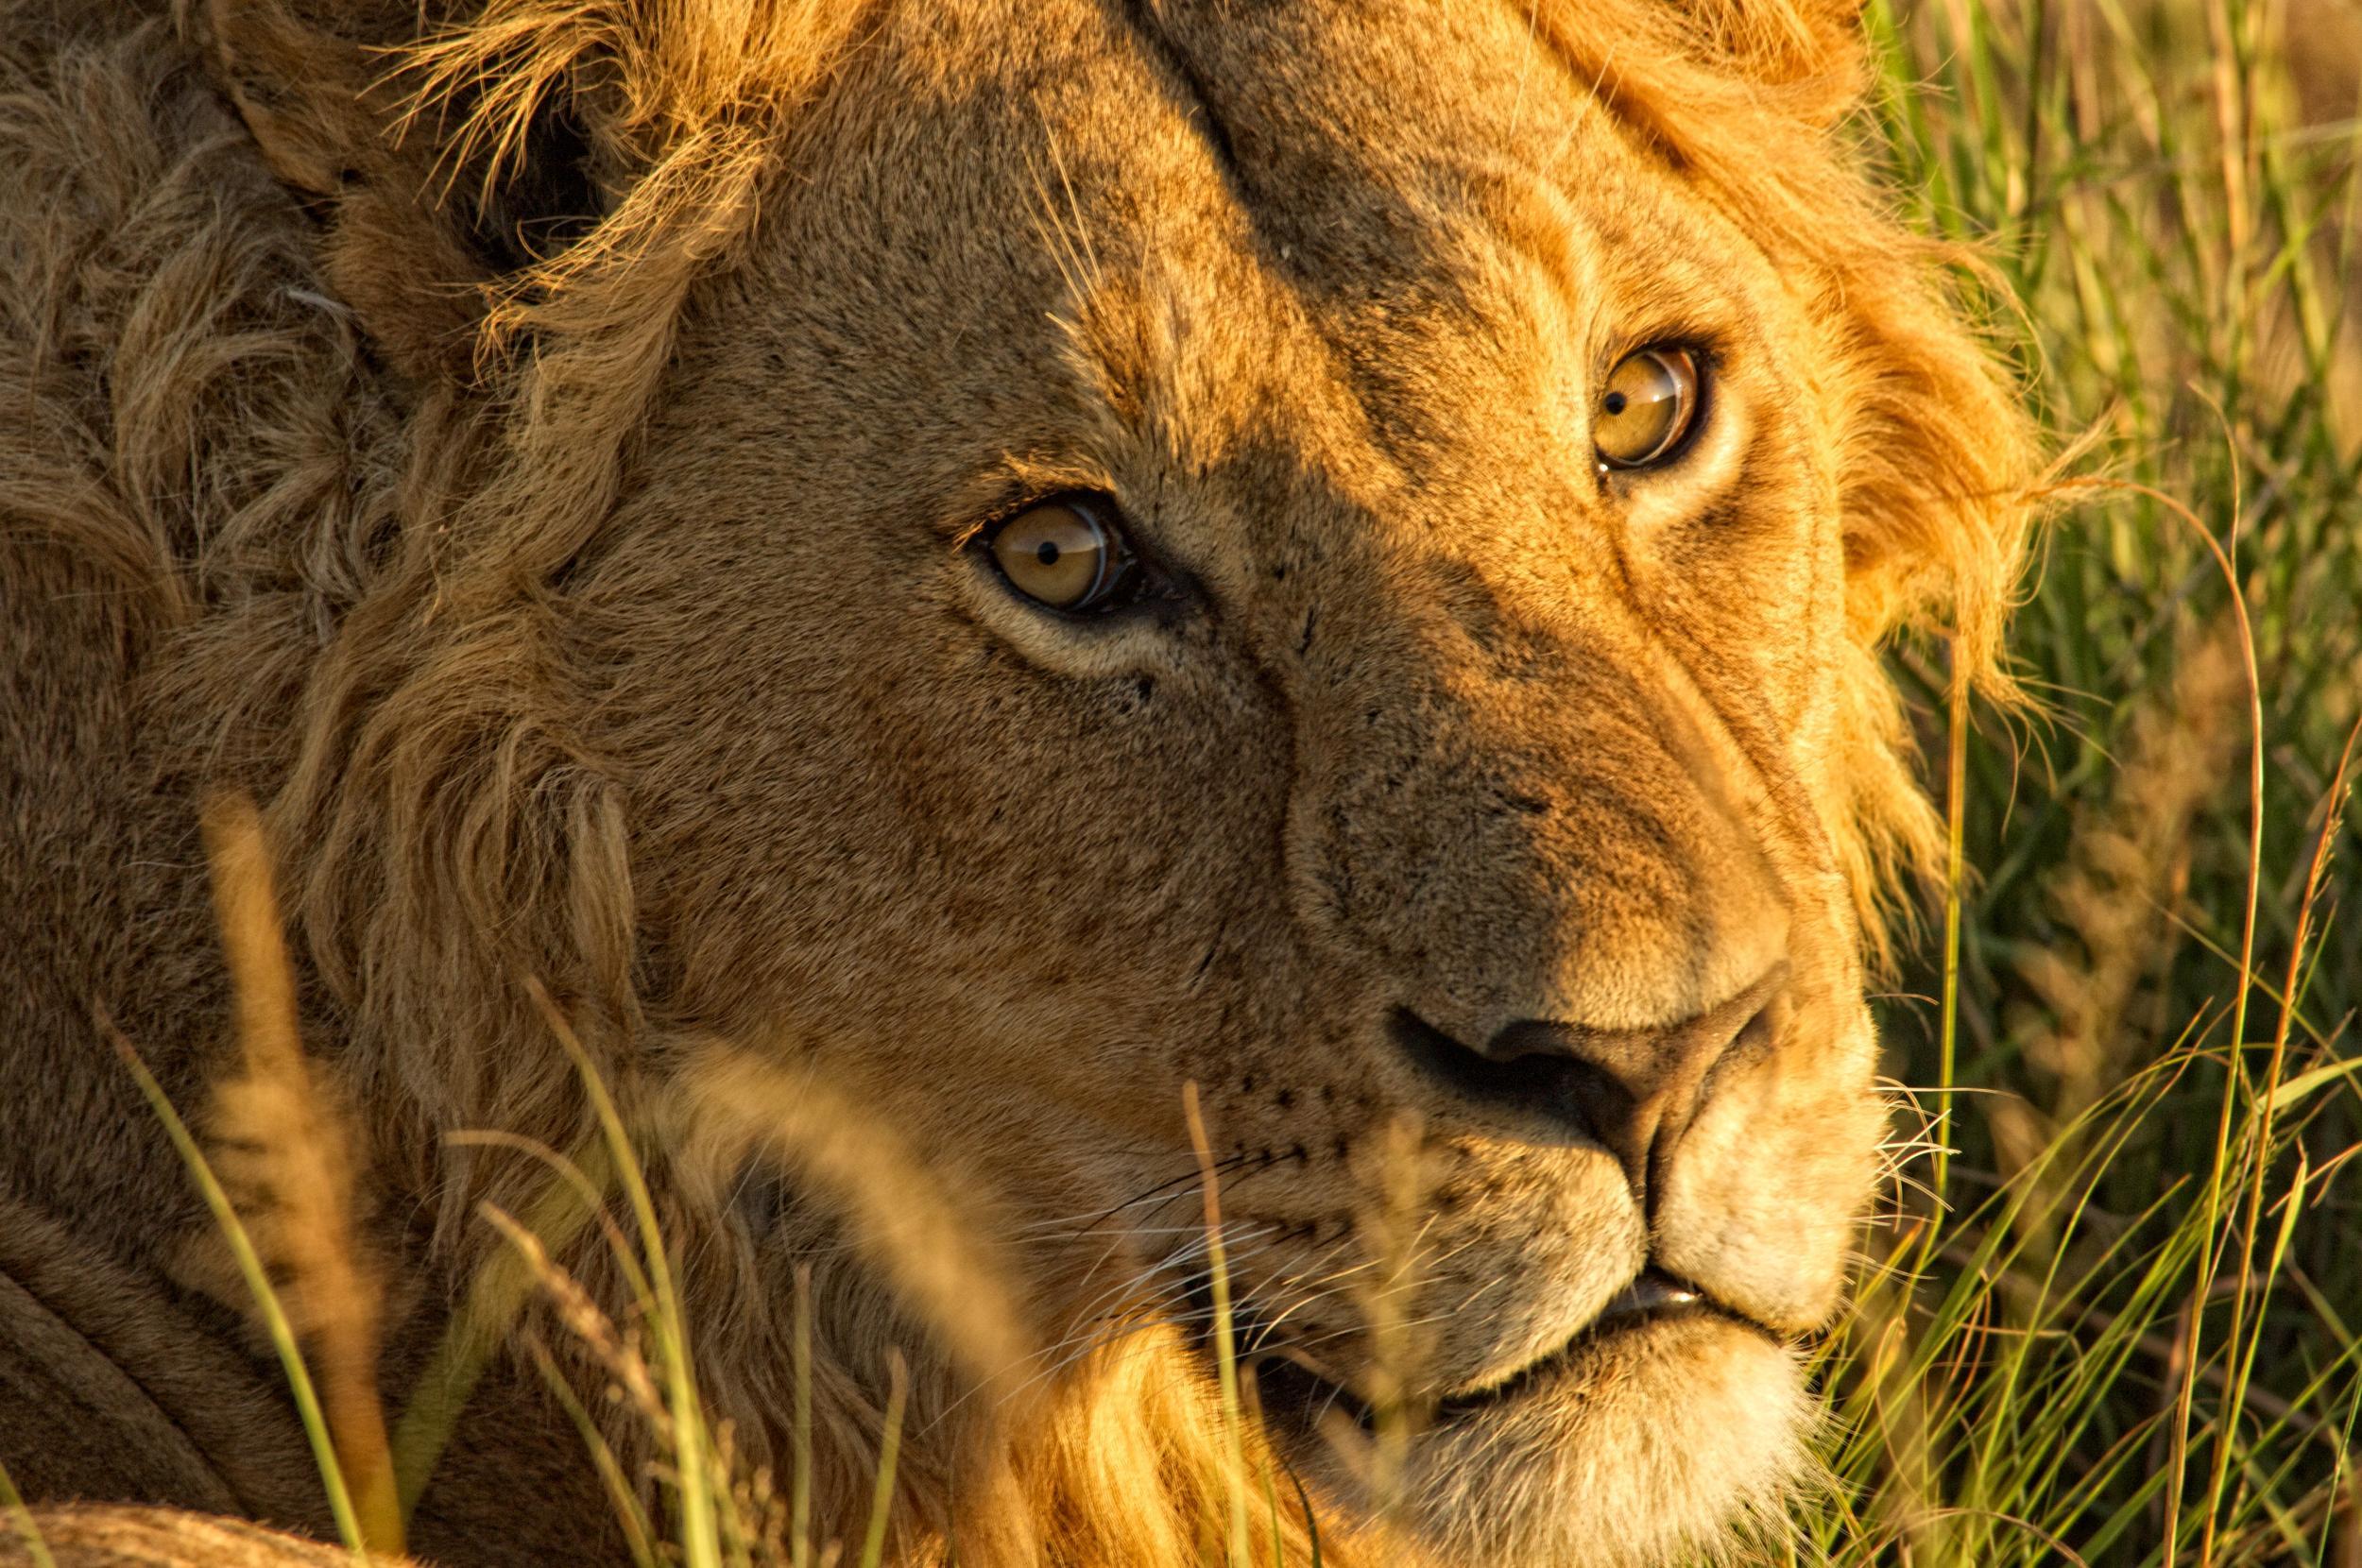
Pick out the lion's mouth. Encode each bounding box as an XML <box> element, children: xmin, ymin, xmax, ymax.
<box><xmin>1244</xmin><ymin>1269</ymin><xmax>1745</xmax><ymax>1437</ymax></box>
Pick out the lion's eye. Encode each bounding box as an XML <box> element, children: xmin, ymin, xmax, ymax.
<box><xmin>985</xmin><ymin>496</ymin><xmax>1140</xmax><ymax>613</ymax></box>
<box><xmin>1594</xmin><ymin>347</ymin><xmax>1702</xmax><ymax>469</ymax></box>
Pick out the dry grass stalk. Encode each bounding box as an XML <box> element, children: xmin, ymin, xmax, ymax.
<box><xmin>2012</xmin><ymin>611</ymin><xmax>2250</xmax><ymax>1124</ymax></box>
<box><xmin>674</xmin><ymin>1051</ymin><xmax>1034</xmax><ymax>1407</ymax></box>
<box><xmin>477</xmin><ymin>1204</ymin><xmax>671</xmax><ymax>1440</ymax></box>
<box><xmin>675</xmin><ymin>1057</ymin><xmax>1336</xmax><ymax>1567</ymax></box>
<box><xmin>1179</xmin><ymin>1082</ymin><xmax>1251</xmax><ymax>1568</ymax></box>
<box><xmin>1329</xmin><ymin>1112</ymin><xmax>1433</xmax><ymax>1520</ymax></box>
<box><xmin>2336</xmin><ymin>1472</ymin><xmax>2360</xmax><ymax>1568</ymax></box>
<box><xmin>1850</xmin><ymin>1251</ymin><xmax>1943</xmax><ymax>1559</ymax></box>
<box><xmin>197</xmin><ymin>792</ymin><xmax>401</xmax><ymax>1555</ymax></box>
<box><xmin>389</xmin><ymin>1131</ymin><xmax>613</xmax><ymax>1513</ymax></box>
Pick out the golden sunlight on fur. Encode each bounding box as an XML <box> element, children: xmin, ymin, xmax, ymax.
<box><xmin>0</xmin><ymin>0</ymin><xmax>2036</xmax><ymax>1563</ymax></box>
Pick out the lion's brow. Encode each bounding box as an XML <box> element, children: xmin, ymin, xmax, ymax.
<box><xmin>1104</xmin><ymin>0</ymin><xmax>1251</xmax><ymax>203</ymax></box>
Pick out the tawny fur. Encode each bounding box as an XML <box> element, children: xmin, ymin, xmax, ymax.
<box><xmin>0</xmin><ymin>0</ymin><xmax>2037</xmax><ymax>1564</ymax></box>
<box><xmin>2</xmin><ymin>1505</ymin><xmax>402</xmax><ymax>1566</ymax></box>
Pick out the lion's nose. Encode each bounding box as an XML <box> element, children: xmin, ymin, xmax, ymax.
<box><xmin>1391</xmin><ymin>962</ymin><xmax>1792</xmax><ymax>1199</ymax></box>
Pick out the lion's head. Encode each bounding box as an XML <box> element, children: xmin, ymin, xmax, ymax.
<box><xmin>168</xmin><ymin>0</ymin><xmax>2034</xmax><ymax>1561</ymax></box>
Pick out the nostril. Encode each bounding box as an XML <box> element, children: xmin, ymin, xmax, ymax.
<box><xmin>1389</xmin><ymin>1008</ymin><xmax>1620</xmax><ymax>1125</ymax></box>
<box><xmin>1481</xmin><ymin>1016</ymin><xmax>1590</xmax><ymax>1063</ymax></box>
<box><xmin>1387</xmin><ymin>1008</ymin><xmax>1642</xmax><ymax>1170</ymax></box>
<box><xmin>1728</xmin><ymin>980</ymin><xmax>1793</xmax><ymax>1063</ymax></box>
<box><xmin>1387</xmin><ymin>963</ymin><xmax>1793</xmax><ymax>1191</ymax></box>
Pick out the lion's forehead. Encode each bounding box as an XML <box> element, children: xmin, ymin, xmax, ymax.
<box><xmin>853</xmin><ymin>0</ymin><xmax>1759</xmax><ymax>351</ymax></box>
<box><xmin>1066</xmin><ymin>0</ymin><xmax>1754</xmax><ymax>329</ymax></box>
<box><xmin>761</xmin><ymin>0</ymin><xmax>1808</xmax><ymax>534</ymax></box>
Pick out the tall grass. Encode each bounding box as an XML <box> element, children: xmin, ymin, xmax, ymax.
<box><xmin>1810</xmin><ymin>0</ymin><xmax>2362</xmax><ymax>1560</ymax></box>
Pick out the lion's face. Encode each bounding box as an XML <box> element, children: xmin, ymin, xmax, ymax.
<box><xmin>580</xmin><ymin>3</ymin><xmax>1882</xmax><ymax>1561</ymax></box>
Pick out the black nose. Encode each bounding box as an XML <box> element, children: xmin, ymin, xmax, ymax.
<box><xmin>1390</xmin><ymin>963</ymin><xmax>1792</xmax><ymax>1197</ymax></box>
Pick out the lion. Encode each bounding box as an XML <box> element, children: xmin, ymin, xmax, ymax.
<box><xmin>0</xmin><ymin>0</ymin><xmax>2036</xmax><ymax>1563</ymax></box>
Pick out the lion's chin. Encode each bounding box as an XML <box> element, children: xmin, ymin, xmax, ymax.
<box><xmin>1262</xmin><ymin>1312</ymin><xmax>1810</xmax><ymax>1568</ymax></box>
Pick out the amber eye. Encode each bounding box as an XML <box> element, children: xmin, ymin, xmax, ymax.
<box><xmin>985</xmin><ymin>496</ymin><xmax>1140</xmax><ymax>613</ymax></box>
<box><xmin>1594</xmin><ymin>347</ymin><xmax>1702</xmax><ymax>469</ymax></box>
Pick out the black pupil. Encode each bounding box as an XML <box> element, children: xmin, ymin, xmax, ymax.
<box><xmin>1036</xmin><ymin>540</ymin><xmax>1060</xmax><ymax>565</ymax></box>
<box><xmin>1603</xmin><ymin>390</ymin><xmax>1629</xmax><ymax>415</ymax></box>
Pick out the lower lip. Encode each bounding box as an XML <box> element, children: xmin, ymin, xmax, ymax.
<box><xmin>1431</xmin><ymin>1293</ymin><xmax>1720</xmax><ymax>1423</ymax></box>
<box><xmin>1248</xmin><ymin>1294</ymin><xmax>1737</xmax><ymax>1438</ymax></box>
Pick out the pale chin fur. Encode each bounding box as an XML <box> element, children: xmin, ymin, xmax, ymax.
<box><xmin>1313</xmin><ymin>1320</ymin><xmax>1809</xmax><ymax>1568</ymax></box>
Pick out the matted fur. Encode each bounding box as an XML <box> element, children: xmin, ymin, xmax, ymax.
<box><xmin>0</xmin><ymin>0</ymin><xmax>2037</xmax><ymax>1564</ymax></box>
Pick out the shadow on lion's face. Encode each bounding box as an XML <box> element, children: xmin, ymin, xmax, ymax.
<box><xmin>189</xmin><ymin>0</ymin><xmax>2027</xmax><ymax>1561</ymax></box>
<box><xmin>577</xmin><ymin>6</ymin><xmax>1881</xmax><ymax>1563</ymax></box>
